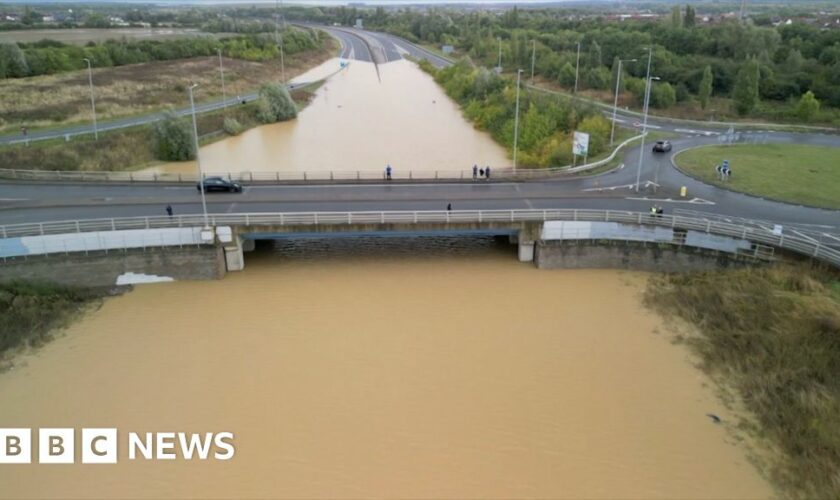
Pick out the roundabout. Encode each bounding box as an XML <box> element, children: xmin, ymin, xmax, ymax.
<box><xmin>672</xmin><ymin>143</ymin><xmax>840</xmax><ymax>210</ymax></box>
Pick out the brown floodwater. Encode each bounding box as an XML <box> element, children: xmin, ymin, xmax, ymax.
<box><xmin>0</xmin><ymin>237</ymin><xmax>774</xmax><ymax>499</ymax></box>
<box><xmin>148</xmin><ymin>58</ymin><xmax>510</xmax><ymax>176</ymax></box>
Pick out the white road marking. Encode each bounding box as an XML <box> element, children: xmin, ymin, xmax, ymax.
<box><xmin>626</xmin><ymin>196</ymin><xmax>715</xmax><ymax>205</ymax></box>
<box><xmin>582</xmin><ymin>180</ymin><xmax>658</xmax><ymax>192</ymax></box>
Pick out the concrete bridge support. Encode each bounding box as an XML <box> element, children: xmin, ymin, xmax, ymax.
<box><xmin>518</xmin><ymin>240</ymin><xmax>535</xmax><ymax>262</ymax></box>
<box><xmin>223</xmin><ymin>237</ymin><xmax>246</xmax><ymax>272</ymax></box>
<box><xmin>516</xmin><ymin>225</ymin><xmax>541</xmax><ymax>263</ymax></box>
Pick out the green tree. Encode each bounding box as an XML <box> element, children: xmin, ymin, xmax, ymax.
<box><xmin>684</xmin><ymin>5</ymin><xmax>696</xmax><ymax>28</ymax></box>
<box><xmin>650</xmin><ymin>82</ymin><xmax>677</xmax><ymax>108</ymax></box>
<box><xmin>558</xmin><ymin>61</ymin><xmax>576</xmax><ymax>87</ymax></box>
<box><xmin>587</xmin><ymin>40</ymin><xmax>602</xmax><ymax>68</ymax></box>
<box><xmin>0</xmin><ymin>43</ymin><xmax>29</xmax><ymax>78</ymax></box>
<box><xmin>698</xmin><ymin>65</ymin><xmax>713</xmax><ymax>110</ymax></box>
<box><xmin>796</xmin><ymin>90</ymin><xmax>820</xmax><ymax>121</ymax></box>
<box><xmin>152</xmin><ymin>112</ymin><xmax>195</xmax><ymax>161</ymax></box>
<box><xmin>732</xmin><ymin>58</ymin><xmax>760</xmax><ymax>116</ymax></box>
<box><xmin>256</xmin><ymin>83</ymin><xmax>297</xmax><ymax>123</ymax></box>
<box><xmin>670</xmin><ymin>6</ymin><xmax>682</xmax><ymax>28</ymax></box>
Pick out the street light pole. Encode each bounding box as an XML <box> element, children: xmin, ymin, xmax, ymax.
<box><xmin>513</xmin><ymin>69</ymin><xmax>524</xmax><ymax>172</ymax></box>
<box><xmin>635</xmin><ymin>71</ymin><xmax>659</xmax><ymax>194</ymax></box>
<box><xmin>275</xmin><ymin>0</ymin><xmax>286</xmax><ymax>83</ymax></box>
<box><xmin>611</xmin><ymin>58</ymin><xmax>637</xmax><ymax>145</ymax></box>
<box><xmin>188</xmin><ymin>84</ymin><xmax>209</xmax><ymax>229</ymax></box>
<box><xmin>573</xmin><ymin>41</ymin><xmax>581</xmax><ymax>94</ymax></box>
<box><xmin>217</xmin><ymin>48</ymin><xmax>227</xmax><ymax>111</ymax></box>
<box><xmin>83</xmin><ymin>58</ymin><xmax>98</xmax><ymax>140</ymax></box>
<box><xmin>530</xmin><ymin>39</ymin><xmax>536</xmax><ymax>85</ymax></box>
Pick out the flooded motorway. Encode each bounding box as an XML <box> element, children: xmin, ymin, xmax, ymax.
<box><xmin>0</xmin><ymin>238</ymin><xmax>774</xmax><ymax>499</ymax></box>
<box><xmin>150</xmin><ymin>58</ymin><xmax>510</xmax><ymax>176</ymax></box>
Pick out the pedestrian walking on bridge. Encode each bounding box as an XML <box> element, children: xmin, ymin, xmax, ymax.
<box><xmin>385</xmin><ymin>164</ymin><xmax>392</xmax><ymax>181</ymax></box>
<box><xmin>166</xmin><ymin>205</ymin><xmax>173</xmax><ymax>217</ymax></box>
<box><xmin>472</xmin><ymin>164</ymin><xmax>478</xmax><ymax>180</ymax></box>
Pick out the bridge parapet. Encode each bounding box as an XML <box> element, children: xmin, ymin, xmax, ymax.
<box><xmin>0</xmin><ymin>210</ymin><xmax>838</xmax><ymax>269</ymax></box>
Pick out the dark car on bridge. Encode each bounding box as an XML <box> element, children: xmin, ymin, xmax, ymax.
<box><xmin>197</xmin><ymin>177</ymin><xmax>243</xmax><ymax>193</ymax></box>
<box><xmin>652</xmin><ymin>140</ymin><xmax>672</xmax><ymax>153</ymax></box>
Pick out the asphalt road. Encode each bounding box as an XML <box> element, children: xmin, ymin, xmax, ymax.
<box><xmin>1</xmin><ymin>26</ymin><xmax>838</xmax><ymax>231</ymax></box>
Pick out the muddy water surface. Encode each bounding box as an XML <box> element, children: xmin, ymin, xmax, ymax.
<box><xmin>0</xmin><ymin>238</ymin><xmax>774</xmax><ymax>499</ymax></box>
<box><xmin>150</xmin><ymin>58</ymin><xmax>510</xmax><ymax>176</ymax></box>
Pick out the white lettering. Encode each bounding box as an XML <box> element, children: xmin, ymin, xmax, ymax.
<box><xmin>213</xmin><ymin>432</ymin><xmax>235</xmax><ymax>460</ymax></box>
<box><xmin>178</xmin><ymin>433</ymin><xmax>213</xmax><ymax>460</ymax></box>
<box><xmin>128</xmin><ymin>433</ymin><xmax>153</xmax><ymax>460</ymax></box>
<box><xmin>155</xmin><ymin>432</ymin><xmax>176</xmax><ymax>460</ymax></box>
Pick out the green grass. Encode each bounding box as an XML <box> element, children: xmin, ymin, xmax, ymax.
<box><xmin>0</xmin><ymin>90</ymin><xmax>317</xmax><ymax>172</ymax></box>
<box><xmin>675</xmin><ymin>143</ymin><xmax>840</xmax><ymax>209</ymax></box>
<box><xmin>645</xmin><ymin>265</ymin><xmax>840</xmax><ymax>499</ymax></box>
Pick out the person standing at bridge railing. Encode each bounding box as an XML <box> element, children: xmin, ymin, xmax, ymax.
<box><xmin>472</xmin><ymin>164</ymin><xmax>478</xmax><ymax>180</ymax></box>
<box><xmin>385</xmin><ymin>164</ymin><xmax>392</xmax><ymax>181</ymax></box>
<box><xmin>485</xmin><ymin>166</ymin><xmax>491</xmax><ymax>180</ymax></box>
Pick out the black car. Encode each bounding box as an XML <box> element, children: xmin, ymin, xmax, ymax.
<box><xmin>652</xmin><ymin>140</ymin><xmax>672</xmax><ymax>153</ymax></box>
<box><xmin>197</xmin><ymin>177</ymin><xmax>242</xmax><ymax>193</ymax></box>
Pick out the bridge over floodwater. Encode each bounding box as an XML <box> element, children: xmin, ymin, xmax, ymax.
<box><xmin>1</xmin><ymin>210</ymin><xmax>838</xmax><ymax>286</ymax></box>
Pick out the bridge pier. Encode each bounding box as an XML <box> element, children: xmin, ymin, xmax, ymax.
<box><xmin>223</xmin><ymin>236</ymin><xmax>246</xmax><ymax>272</ymax></box>
<box><xmin>518</xmin><ymin>240</ymin><xmax>535</xmax><ymax>262</ymax></box>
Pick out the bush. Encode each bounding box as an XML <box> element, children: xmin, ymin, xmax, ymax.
<box><xmin>256</xmin><ymin>83</ymin><xmax>297</xmax><ymax>123</ymax></box>
<box><xmin>152</xmin><ymin>112</ymin><xmax>195</xmax><ymax>161</ymax></box>
<box><xmin>223</xmin><ymin>117</ymin><xmax>245</xmax><ymax>136</ymax></box>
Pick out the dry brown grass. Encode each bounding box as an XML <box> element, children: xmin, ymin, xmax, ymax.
<box><xmin>0</xmin><ymin>38</ymin><xmax>337</xmax><ymax>134</ymax></box>
<box><xmin>646</xmin><ymin>265</ymin><xmax>840</xmax><ymax>499</ymax></box>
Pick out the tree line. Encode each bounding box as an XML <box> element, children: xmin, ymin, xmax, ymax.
<box><xmin>421</xmin><ymin>59</ymin><xmax>611</xmax><ymax>168</ymax></box>
<box><xmin>292</xmin><ymin>4</ymin><xmax>839</xmax><ymax>123</ymax></box>
<box><xmin>0</xmin><ymin>29</ymin><xmax>324</xmax><ymax>79</ymax></box>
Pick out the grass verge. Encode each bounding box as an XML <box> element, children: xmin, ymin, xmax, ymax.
<box><xmin>0</xmin><ymin>281</ymin><xmax>107</xmax><ymax>371</ymax></box>
<box><xmin>674</xmin><ymin>144</ymin><xmax>840</xmax><ymax>209</ymax></box>
<box><xmin>0</xmin><ymin>86</ymin><xmax>320</xmax><ymax>171</ymax></box>
<box><xmin>645</xmin><ymin>265</ymin><xmax>840</xmax><ymax>499</ymax></box>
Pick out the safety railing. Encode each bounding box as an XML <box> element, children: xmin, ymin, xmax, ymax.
<box><xmin>1</xmin><ymin>209</ymin><xmax>838</xmax><ymax>268</ymax></box>
<box><xmin>0</xmin><ymin>136</ymin><xmax>642</xmax><ymax>183</ymax></box>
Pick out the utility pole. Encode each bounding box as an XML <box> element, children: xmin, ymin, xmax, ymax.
<box><xmin>188</xmin><ymin>84</ymin><xmax>210</xmax><ymax>230</ymax></box>
<box><xmin>275</xmin><ymin>0</ymin><xmax>286</xmax><ymax>83</ymax></box>
<box><xmin>634</xmin><ymin>47</ymin><xmax>654</xmax><ymax>193</ymax></box>
<box><xmin>530</xmin><ymin>39</ymin><xmax>536</xmax><ymax>85</ymax></box>
<box><xmin>611</xmin><ymin>58</ymin><xmax>637</xmax><ymax>145</ymax></box>
<box><xmin>740</xmin><ymin>0</ymin><xmax>748</xmax><ymax>23</ymax></box>
<box><xmin>83</xmin><ymin>58</ymin><xmax>98</xmax><ymax>140</ymax></box>
<box><xmin>217</xmin><ymin>48</ymin><xmax>227</xmax><ymax>111</ymax></box>
<box><xmin>513</xmin><ymin>69</ymin><xmax>524</xmax><ymax>172</ymax></box>
<box><xmin>574</xmin><ymin>41</ymin><xmax>581</xmax><ymax>94</ymax></box>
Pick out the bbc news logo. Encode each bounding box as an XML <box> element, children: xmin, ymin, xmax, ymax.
<box><xmin>0</xmin><ymin>429</ymin><xmax>235</xmax><ymax>464</ymax></box>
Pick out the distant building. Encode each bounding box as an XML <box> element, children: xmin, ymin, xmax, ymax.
<box><xmin>354</xmin><ymin>18</ymin><xmax>363</xmax><ymax>29</ymax></box>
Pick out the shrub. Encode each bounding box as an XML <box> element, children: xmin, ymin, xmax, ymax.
<box><xmin>152</xmin><ymin>112</ymin><xmax>195</xmax><ymax>161</ymax></box>
<box><xmin>256</xmin><ymin>83</ymin><xmax>297</xmax><ymax>123</ymax></box>
<box><xmin>223</xmin><ymin>117</ymin><xmax>245</xmax><ymax>136</ymax></box>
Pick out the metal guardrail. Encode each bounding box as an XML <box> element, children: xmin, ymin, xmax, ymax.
<box><xmin>2</xmin><ymin>209</ymin><xmax>838</xmax><ymax>268</ymax></box>
<box><xmin>0</xmin><ymin>135</ymin><xmax>643</xmax><ymax>184</ymax></box>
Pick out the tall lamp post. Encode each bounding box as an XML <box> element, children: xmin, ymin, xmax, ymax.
<box><xmin>217</xmin><ymin>48</ymin><xmax>227</xmax><ymax>111</ymax></box>
<box><xmin>635</xmin><ymin>77</ymin><xmax>660</xmax><ymax>193</ymax></box>
<box><xmin>611</xmin><ymin>58</ymin><xmax>637</xmax><ymax>145</ymax></box>
<box><xmin>83</xmin><ymin>58</ymin><xmax>98</xmax><ymax>140</ymax></box>
<box><xmin>513</xmin><ymin>69</ymin><xmax>524</xmax><ymax>172</ymax></box>
<box><xmin>573</xmin><ymin>41</ymin><xmax>581</xmax><ymax>94</ymax></box>
<box><xmin>188</xmin><ymin>84</ymin><xmax>209</xmax><ymax>229</ymax></box>
<box><xmin>275</xmin><ymin>0</ymin><xmax>286</xmax><ymax>83</ymax></box>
